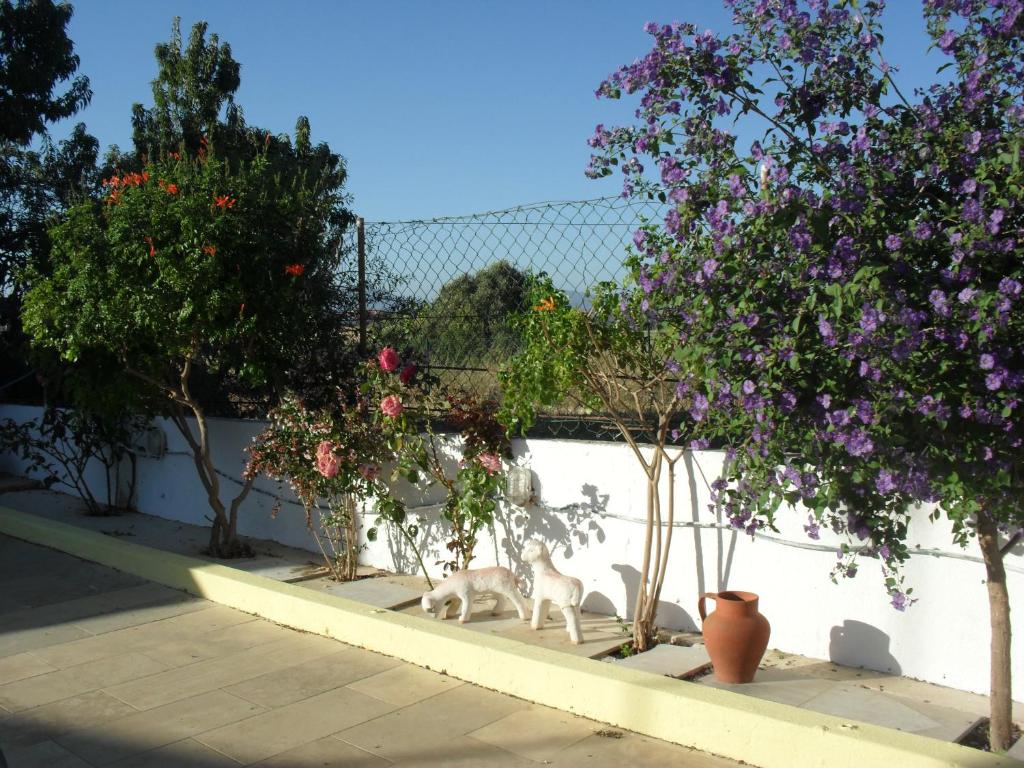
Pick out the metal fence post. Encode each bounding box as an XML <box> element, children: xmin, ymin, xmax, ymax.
<box><xmin>357</xmin><ymin>216</ymin><xmax>367</xmax><ymax>358</ymax></box>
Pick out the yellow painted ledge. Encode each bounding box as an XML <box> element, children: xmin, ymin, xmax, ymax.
<box><xmin>0</xmin><ymin>505</ymin><xmax>1016</xmax><ymax>768</ymax></box>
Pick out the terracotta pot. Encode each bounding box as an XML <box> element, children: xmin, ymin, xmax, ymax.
<box><xmin>698</xmin><ymin>590</ymin><xmax>770</xmax><ymax>684</ymax></box>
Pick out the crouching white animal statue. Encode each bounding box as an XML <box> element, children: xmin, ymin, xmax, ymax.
<box><xmin>522</xmin><ymin>539</ymin><xmax>584</xmax><ymax>644</ymax></box>
<box><xmin>420</xmin><ymin>566</ymin><xmax>529</xmax><ymax>623</ymax></box>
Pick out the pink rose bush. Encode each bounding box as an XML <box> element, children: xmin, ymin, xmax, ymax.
<box><xmin>380</xmin><ymin>394</ymin><xmax>403</xmax><ymax>418</ymax></box>
<box><xmin>363</xmin><ymin>348</ymin><xmax>511</xmax><ymax>572</ymax></box>
<box><xmin>315</xmin><ymin>440</ymin><xmax>341</xmax><ymax>479</ymax></box>
<box><xmin>378</xmin><ymin>347</ymin><xmax>399</xmax><ymax>372</ymax></box>
<box><xmin>477</xmin><ymin>452</ymin><xmax>501</xmax><ymax>476</ymax></box>
<box><xmin>399</xmin><ymin>363</ymin><xmax>418</xmax><ymax>385</ymax></box>
<box><xmin>246</xmin><ymin>393</ymin><xmax>393</xmax><ymax>582</ymax></box>
<box><xmin>358</xmin><ymin>463</ymin><xmax>380</xmax><ymax>481</ymax></box>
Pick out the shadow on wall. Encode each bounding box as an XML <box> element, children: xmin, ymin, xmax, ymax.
<box><xmin>602</xmin><ymin>563</ymin><xmax>696</xmax><ymax>632</ymax></box>
<box><xmin>829</xmin><ymin>619</ymin><xmax>902</xmax><ymax>675</ymax></box>
<box><xmin>382</xmin><ymin>506</ymin><xmax>445</xmax><ymax>578</ymax></box>
<box><xmin>377</xmin><ymin>451</ymin><xmax>452</xmax><ymax>577</ymax></box>
<box><xmin>492</xmin><ymin>479</ymin><xmax>607</xmax><ymax>593</ymax></box>
<box><xmin>683</xmin><ymin>452</ymin><xmax>739</xmax><ymax>597</ymax></box>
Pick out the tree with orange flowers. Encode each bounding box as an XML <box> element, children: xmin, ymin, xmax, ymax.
<box><xmin>21</xmin><ymin>135</ymin><xmax>347</xmax><ymax>557</ymax></box>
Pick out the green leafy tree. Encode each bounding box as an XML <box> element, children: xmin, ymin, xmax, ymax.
<box><xmin>106</xmin><ymin>19</ymin><xmax>359</xmax><ymax>412</ymax></box>
<box><xmin>129</xmin><ymin>17</ymin><xmax>241</xmax><ymax>161</ymax></box>
<box><xmin>1</xmin><ymin>0</ymin><xmax>94</xmax><ymax>310</ymax></box>
<box><xmin>0</xmin><ymin>0</ymin><xmax>90</xmax><ymax>146</ymax></box>
<box><xmin>587</xmin><ymin>0</ymin><xmax>1023</xmax><ymax>748</ymax></box>
<box><xmin>22</xmin><ymin>143</ymin><xmax>347</xmax><ymax>556</ymax></box>
<box><xmin>377</xmin><ymin>261</ymin><xmax>528</xmax><ymax>369</ymax></box>
<box><xmin>500</xmin><ymin>275</ymin><xmax>690</xmax><ymax>651</ymax></box>
<box><xmin>2</xmin><ymin>124</ymin><xmax>99</xmax><ymax>295</ymax></box>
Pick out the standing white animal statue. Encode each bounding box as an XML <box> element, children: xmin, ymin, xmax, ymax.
<box><xmin>522</xmin><ymin>539</ymin><xmax>584</xmax><ymax>644</ymax></box>
<box><xmin>420</xmin><ymin>566</ymin><xmax>529</xmax><ymax>623</ymax></box>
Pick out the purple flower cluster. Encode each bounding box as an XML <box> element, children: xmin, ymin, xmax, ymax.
<box><xmin>588</xmin><ymin>0</ymin><xmax>1024</xmax><ymax>611</ymax></box>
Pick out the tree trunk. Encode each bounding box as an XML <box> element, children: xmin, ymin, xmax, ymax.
<box><xmin>633</xmin><ymin>472</ymin><xmax>657</xmax><ymax>653</ymax></box>
<box><xmin>208</xmin><ymin>514</ymin><xmax>224</xmax><ymax>555</ymax></box>
<box><xmin>977</xmin><ymin>513</ymin><xmax>1013</xmax><ymax>752</ymax></box>
<box><xmin>344</xmin><ymin>493</ymin><xmax>358</xmax><ymax>581</ymax></box>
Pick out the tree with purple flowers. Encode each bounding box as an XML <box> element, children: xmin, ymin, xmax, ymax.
<box><xmin>588</xmin><ymin>0</ymin><xmax>1022</xmax><ymax>750</ymax></box>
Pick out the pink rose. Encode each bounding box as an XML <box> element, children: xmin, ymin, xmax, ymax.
<box><xmin>315</xmin><ymin>440</ymin><xmax>340</xmax><ymax>479</ymax></box>
<box><xmin>477</xmin><ymin>452</ymin><xmax>501</xmax><ymax>475</ymax></box>
<box><xmin>380</xmin><ymin>394</ymin><xmax>403</xmax><ymax>418</ymax></box>
<box><xmin>399</xmin><ymin>363</ymin><xmax>417</xmax><ymax>385</ymax></box>
<box><xmin>358</xmin><ymin>463</ymin><xmax>380</xmax><ymax>481</ymax></box>
<box><xmin>378</xmin><ymin>347</ymin><xmax>399</xmax><ymax>372</ymax></box>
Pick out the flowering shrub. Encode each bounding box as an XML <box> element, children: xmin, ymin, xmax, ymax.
<box><xmin>587</xmin><ymin>0</ymin><xmax>1023</xmax><ymax>747</ymax></box>
<box><xmin>0</xmin><ymin>407</ymin><xmax>145</xmax><ymax>516</ymax></box>
<box><xmin>246</xmin><ymin>393</ymin><xmax>387</xmax><ymax>581</ymax></box>
<box><xmin>22</xmin><ymin>137</ymin><xmax>346</xmax><ymax>557</ymax></box>
<box><xmin>364</xmin><ymin>347</ymin><xmax>509</xmax><ymax>573</ymax></box>
<box><xmin>500</xmin><ymin>275</ymin><xmax>692</xmax><ymax>651</ymax></box>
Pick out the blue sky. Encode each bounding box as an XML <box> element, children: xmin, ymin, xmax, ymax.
<box><xmin>57</xmin><ymin>1</ymin><xmax>942</xmax><ymax>222</ymax></box>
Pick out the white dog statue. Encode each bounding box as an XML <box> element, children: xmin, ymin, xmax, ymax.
<box><xmin>522</xmin><ymin>539</ymin><xmax>584</xmax><ymax>644</ymax></box>
<box><xmin>420</xmin><ymin>566</ymin><xmax>529</xmax><ymax>623</ymax></box>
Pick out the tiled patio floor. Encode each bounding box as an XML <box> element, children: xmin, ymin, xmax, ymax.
<box><xmin>2</xmin><ymin>481</ymin><xmax>1021</xmax><ymax>762</ymax></box>
<box><xmin>0</xmin><ymin>534</ymin><xmax>740</xmax><ymax>767</ymax></box>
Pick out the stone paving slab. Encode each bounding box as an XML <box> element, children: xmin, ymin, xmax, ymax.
<box><xmin>1008</xmin><ymin>736</ymin><xmax>1024</xmax><ymax>760</ymax></box>
<box><xmin>107</xmin><ymin>737</ymin><xmax>240</xmax><ymax>768</ymax></box>
<box><xmin>104</xmin><ymin>633</ymin><xmax>341</xmax><ymax>711</ymax></box>
<box><xmin>25</xmin><ymin>605</ymin><xmax>251</xmax><ymax>669</ymax></box>
<box><xmin>610</xmin><ymin>643</ymin><xmax>712</xmax><ymax>678</ymax></box>
<box><xmin>347</xmin><ymin>734</ymin><xmax>537</xmax><ymax>767</ymax></box>
<box><xmin>699</xmin><ymin>673</ymin><xmax>982</xmax><ymax>744</ymax></box>
<box><xmin>253</xmin><ymin>736</ymin><xmax>390</xmax><ymax>767</ymax></box>
<box><xmin>0</xmin><ymin>690</ymin><xmax>137</xmax><ymax>750</ymax></box>
<box><xmin>68</xmin><ymin>585</ymin><xmax>208</xmax><ymax>635</ymax></box>
<box><xmin>138</xmin><ymin>615</ymin><xmax>296</xmax><ymax>667</ymax></box>
<box><xmin>195</xmin><ymin>686</ymin><xmax>398</xmax><ymax>765</ymax></box>
<box><xmin>2</xmin><ymin>739</ymin><xmax>92</xmax><ymax>768</ymax></box>
<box><xmin>315</xmin><ymin>574</ymin><xmax>424</xmax><ymax>608</ymax></box>
<box><xmin>0</xmin><ymin>623</ymin><xmax>93</xmax><ymax>660</ymax></box>
<box><xmin>223</xmin><ymin>647</ymin><xmax>401</xmax><ymax>709</ymax></box>
<box><xmin>334</xmin><ymin>683</ymin><xmax>530</xmax><ymax>763</ymax></box>
<box><xmin>54</xmin><ymin>689</ymin><xmax>266</xmax><ymax>765</ymax></box>
<box><xmin>0</xmin><ymin>536</ymin><xmax>145</xmax><ymax>611</ymax></box>
<box><xmin>346</xmin><ymin>662</ymin><xmax>464</xmax><ymax>707</ymax></box>
<box><xmin>469</xmin><ymin>706</ymin><xmax>597</xmax><ymax>763</ymax></box>
<box><xmin>549</xmin><ymin>730</ymin><xmax>738</xmax><ymax>768</ymax></box>
<box><xmin>0</xmin><ymin>581</ymin><xmax>195</xmax><ymax>635</ymax></box>
<box><xmin>396</xmin><ymin>602</ymin><xmax>629</xmax><ymax>659</ymax></box>
<box><xmin>0</xmin><ymin>652</ymin><xmax>56</xmax><ymax>687</ymax></box>
<box><xmin>0</xmin><ymin>652</ymin><xmax>168</xmax><ymax>712</ymax></box>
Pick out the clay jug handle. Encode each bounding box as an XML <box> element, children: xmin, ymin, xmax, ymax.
<box><xmin>698</xmin><ymin>592</ymin><xmax>716</xmax><ymax>622</ymax></box>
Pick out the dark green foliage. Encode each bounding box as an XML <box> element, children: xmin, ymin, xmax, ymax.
<box><xmin>0</xmin><ymin>1</ymin><xmax>96</xmax><ymax>396</ymax></box>
<box><xmin>375</xmin><ymin>260</ymin><xmax>528</xmax><ymax>367</ymax></box>
<box><xmin>0</xmin><ymin>0</ymin><xmax>91</xmax><ymax>146</ymax></box>
<box><xmin>110</xmin><ymin>20</ymin><xmax>358</xmax><ymax>412</ymax></box>
<box><xmin>1</xmin><ymin>124</ymin><xmax>100</xmax><ymax>293</ymax></box>
<box><xmin>0</xmin><ymin>406</ymin><xmax>145</xmax><ymax>516</ymax></box>
<box><xmin>129</xmin><ymin>17</ymin><xmax>241</xmax><ymax>162</ymax></box>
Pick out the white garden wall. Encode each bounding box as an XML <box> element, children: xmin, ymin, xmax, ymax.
<box><xmin>2</xmin><ymin>402</ymin><xmax>1021</xmax><ymax>700</ymax></box>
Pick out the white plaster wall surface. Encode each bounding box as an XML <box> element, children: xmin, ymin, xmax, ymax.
<box><xmin>1</xmin><ymin>403</ymin><xmax>1021</xmax><ymax>699</ymax></box>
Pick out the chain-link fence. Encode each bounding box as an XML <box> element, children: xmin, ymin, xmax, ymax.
<box><xmin>3</xmin><ymin>196</ymin><xmax>666</xmax><ymax>438</ymax></box>
<box><xmin>346</xmin><ymin>196</ymin><xmax>667</xmax><ymax>438</ymax></box>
